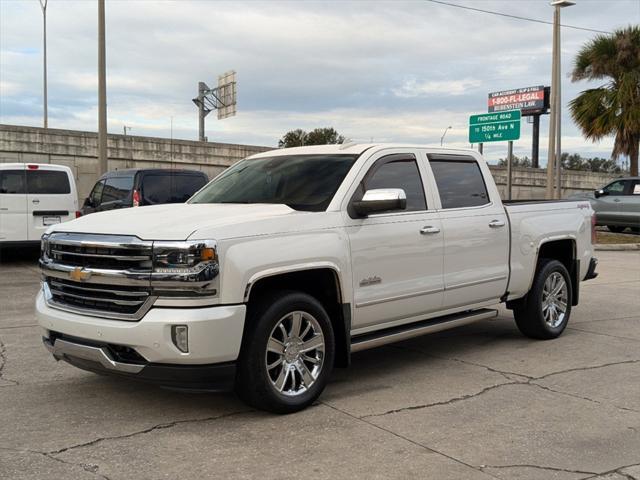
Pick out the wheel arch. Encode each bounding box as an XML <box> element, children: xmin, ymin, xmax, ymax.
<box><xmin>244</xmin><ymin>266</ymin><xmax>351</xmax><ymax>368</ymax></box>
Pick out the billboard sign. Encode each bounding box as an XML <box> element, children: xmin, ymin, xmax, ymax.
<box><xmin>217</xmin><ymin>70</ymin><xmax>237</xmax><ymax>120</ymax></box>
<box><xmin>469</xmin><ymin>110</ymin><xmax>521</xmax><ymax>143</ymax></box>
<box><xmin>488</xmin><ymin>86</ymin><xmax>547</xmax><ymax>116</ymax></box>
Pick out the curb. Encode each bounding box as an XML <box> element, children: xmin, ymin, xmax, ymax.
<box><xmin>594</xmin><ymin>243</ymin><xmax>640</xmax><ymax>251</ymax></box>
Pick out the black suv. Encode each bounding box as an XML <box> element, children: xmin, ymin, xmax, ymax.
<box><xmin>82</xmin><ymin>168</ymin><xmax>208</xmax><ymax>215</ymax></box>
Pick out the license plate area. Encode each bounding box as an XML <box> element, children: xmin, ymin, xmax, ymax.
<box><xmin>43</xmin><ymin>216</ymin><xmax>61</xmax><ymax>226</ymax></box>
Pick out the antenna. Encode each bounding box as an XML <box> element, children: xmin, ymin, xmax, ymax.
<box><xmin>192</xmin><ymin>70</ymin><xmax>237</xmax><ymax>142</ymax></box>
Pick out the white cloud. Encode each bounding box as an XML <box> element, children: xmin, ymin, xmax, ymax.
<box><xmin>392</xmin><ymin>78</ymin><xmax>482</xmax><ymax>98</ymax></box>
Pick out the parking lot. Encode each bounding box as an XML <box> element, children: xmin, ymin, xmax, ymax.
<box><xmin>0</xmin><ymin>248</ymin><xmax>639</xmax><ymax>480</ymax></box>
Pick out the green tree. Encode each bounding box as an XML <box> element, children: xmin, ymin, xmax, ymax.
<box><xmin>278</xmin><ymin>129</ymin><xmax>308</xmax><ymax>148</ymax></box>
<box><xmin>569</xmin><ymin>26</ymin><xmax>640</xmax><ymax>176</ymax></box>
<box><xmin>278</xmin><ymin>127</ymin><xmax>345</xmax><ymax>148</ymax></box>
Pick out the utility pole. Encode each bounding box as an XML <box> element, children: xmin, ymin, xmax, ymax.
<box><xmin>532</xmin><ymin>115</ymin><xmax>540</xmax><ymax>168</ymax></box>
<box><xmin>38</xmin><ymin>0</ymin><xmax>48</xmax><ymax>128</ymax></box>
<box><xmin>196</xmin><ymin>82</ymin><xmax>207</xmax><ymax>142</ymax></box>
<box><xmin>97</xmin><ymin>0</ymin><xmax>108</xmax><ymax>175</ymax></box>
<box><xmin>547</xmin><ymin>0</ymin><xmax>575</xmax><ymax>198</ymax></box>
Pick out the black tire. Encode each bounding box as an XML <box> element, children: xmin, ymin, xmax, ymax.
<box><xmin>513</xmin><ymin>258</ymin><xmax>572</xmax><ymax>340</ymax></box>
<box><xmin>235</xmin><ymin>291</ymin><xmax>335</xmax><ymax>414</ymax></box>
<box><xmin>607</xmin><ymin>225</ymin><xmax>626</xmax><ymax>233</ymax></box>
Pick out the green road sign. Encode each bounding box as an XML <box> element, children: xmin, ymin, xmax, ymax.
<box><xmin>469</xmin><ymin>110</ymin><xmax>521</xmax><ymax>143</ymax></box>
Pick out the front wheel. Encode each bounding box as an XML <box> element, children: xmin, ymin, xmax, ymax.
<box><xmin>236</xmin><ymin>291</ymin><xmax>335</xmax><ymax>414</ymax></box>
<box><xmin>514</xmin><ymin>258</ymin><xmax>572</xmax><ymax>340</ymax></box>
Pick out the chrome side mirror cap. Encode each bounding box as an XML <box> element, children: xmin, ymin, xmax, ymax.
<box><xmin>352</xmin><ymin>188</ymin><xmax>407</xmax><ymax>217</ymax></box>
<box><xmin>594</xmin><ymin>189</ymin><xmax>606</xmax><ymax>198</ymax></box>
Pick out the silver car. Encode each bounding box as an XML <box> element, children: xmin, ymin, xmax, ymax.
<box><xmin>571</xmin><ymin>177</ymin><xmax>640</xmax><ymax>233</ymax></box>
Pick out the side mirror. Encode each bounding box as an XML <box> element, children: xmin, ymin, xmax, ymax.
<box><xmin>352</xmin><ymin>188</ymin><xmax>407</xmax><ymax>217</ymax></box>
<box><xmin>83</xmin><ymin>197</ymin><xmax>93</xmax><ymax>207</ymax></box>
<box><xmin>594</xmin><ymin>189</ymin><xmax>606</xmax><ymax>198</ymax></box>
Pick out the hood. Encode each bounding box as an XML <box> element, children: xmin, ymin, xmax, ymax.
<box><xmin>51</xmin><ymin>203</ymin><xmax>305</xmax><ymax>240</ymax></box>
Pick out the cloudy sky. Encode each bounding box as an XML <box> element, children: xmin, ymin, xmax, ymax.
<box><xmin>0</xmin><ymin>0</ymin><xmax>638</xmax><ymax>165</ymax></box>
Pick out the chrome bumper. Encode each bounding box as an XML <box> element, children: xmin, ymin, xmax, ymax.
<box><xmin>44</xmin><ymin>337</ymin><xmax>144</xmax><ymax>374</ymax></box>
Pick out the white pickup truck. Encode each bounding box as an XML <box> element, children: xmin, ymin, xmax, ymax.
<box><xmin>37</xmin><ymin>144</ymin><xmax>598</xmax><ymax>413</ymax></box>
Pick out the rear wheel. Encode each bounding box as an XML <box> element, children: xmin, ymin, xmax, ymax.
<box><xmin>513</xmin><ymin>258</ymin><xmax>572</xmax><ymax>340</ymax></box>
<box><xmin>607</xmin><ymin>225</ymin><xmax>626</xmax><ymax>233</ymax></box>
<box><xmin>236</xmin><ymin>291</ymin><xmax>335</xmax><ymax>414</ymax></box>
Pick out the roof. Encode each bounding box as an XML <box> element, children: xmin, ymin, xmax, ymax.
<box><xmin>247</xmin><ymin>143</ymin><xmax>480</xmax><ymax>159</ymax></box>
<box><xmin>0</xmin><ymin>162</ymin><xmax>72</xmax><ymax>172</ymax></box>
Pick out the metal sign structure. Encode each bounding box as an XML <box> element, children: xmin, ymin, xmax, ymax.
<box><xmin>469</xmin><ymin>110</ymin><xmax>521</xmax><ymax>143</ymax></box>
<box><xmin>488</xmin><ymin>86</ymin><xmax>548</xmax><ymax>116</ymax></box>
<box><xmin>192</xmin><ymin>70</ymin><xmax>237</xmax><ymax>141</ymax></box>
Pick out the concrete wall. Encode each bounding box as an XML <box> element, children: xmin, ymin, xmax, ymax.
<box><xmin>0</xmin><ymin>124</ymin><xmax>618</xmax><ymax>203</ymax></box>
<box><xmin>0</xmin><ymin>124</ymin><xmax>271</xmax><ymax>201</ymax></box>
<box><xmin>488</xmin><ymin>165</ymin><xmax>618</xmax><ymax>199</ymax></box>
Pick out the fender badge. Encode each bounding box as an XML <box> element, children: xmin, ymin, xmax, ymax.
<box><xmin>69</xmin><ymin>267</ymin><xmax>92</xmax><ymax>282</ymax></box>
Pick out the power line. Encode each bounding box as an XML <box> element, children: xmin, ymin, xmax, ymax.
<box><xmin>424</xmin><ymin>0</ymin><xmax>612</xmax><ymax>35</ymax></box>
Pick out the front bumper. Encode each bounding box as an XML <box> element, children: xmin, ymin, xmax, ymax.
<box><xmin>36</xmin><ymin>289</ymin><xmax>246</xmax><ymax>390</ymax></box>
<box><xmin>43</xmin><ymin>335</ymin><xmax>236</xmax><ymax>391</ymax></box>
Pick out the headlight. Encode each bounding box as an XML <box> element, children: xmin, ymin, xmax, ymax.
<box><xmin>151</xmin><ymin>240</ymin><xmax>219</xmax><ymax>297</ymax></box>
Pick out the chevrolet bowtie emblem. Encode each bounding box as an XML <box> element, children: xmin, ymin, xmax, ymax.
<box><xmin>69</xmin><ymin>267</ymin><xmax>92</xmax><ymax>282</ymax></box>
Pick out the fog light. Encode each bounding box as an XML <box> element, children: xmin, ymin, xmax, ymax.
<box><xmin>172</xmin><ymin>325</ymin><xmax>189</xmax><ymax>353</ymax></box>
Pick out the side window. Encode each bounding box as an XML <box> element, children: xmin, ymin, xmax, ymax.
<box><xmin>0</xmin><ymin>170</ymin><xmax>26</xmax><ymax>194</ymax></box>
<box><xmin>26</xmin><ymin>170</ymin><xmax>70</xmax><ymax>194</ymax></box>
<box><xmin>363</xmin><ymin>157</ymin><xmax>427</xmax><ymax>212</ymax></box>
<box><xmin>632</xmin><ymin>181</ymin><xmax>640</xmax><ymax>195</ymax></box>
<box><xmin>429</xmin><ymin>157</ymin><xmax>489</xmax><ymax>209</ymax></box>
<box><xmin>101</xmin><ymin>176</ymin><xmax>134</xmax><ymax>203</ymax></box>
<box><xmin>90</xmin><ymin>180</ymin><xmax>105</xmax><ymax>205</ymax></box>
<box><xmin>603</xmin><ymin>180</ymin><xmax>627</xmax><ymax>195</ymax></box>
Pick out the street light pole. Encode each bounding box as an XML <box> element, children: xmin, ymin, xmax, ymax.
<box><xmin>440</xmin><ymin>126</ymin><xmax>452</xmax><ymax>146</ymax></box>
<box><xmin>97</xmin><ymin>0</ymin><xmax>108</xmax><ymax>175</ymax></box>
<box><xmin>38</xmin><ymin>0</ymin><xmax>48</xmax><ymax>129</ymax></box>
<box><xmin>547</xmin><ymin>0</ymin><xmax>575</xmax><ymax>199</ymax></box>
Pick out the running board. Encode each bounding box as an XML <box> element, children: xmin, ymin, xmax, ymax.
<box><xmin>350</xmin><ymin>308</ymin><xmax>498</xmax><ymax>353</ymax></box>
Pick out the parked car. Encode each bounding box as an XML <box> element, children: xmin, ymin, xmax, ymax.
<box><xmin>37</xmin><ymin>144</ymin><xmax>598</xmax><ymax>413</ymax></box>
<box><xmin>81</xmin><ymin>168</ymin><xmax>208</xmax><ymax>215</ymax></box>
<box><xmin>569</xmin><ymin>177</ymin><xmax>640</xmax><ymax>233</ymax></box>
<box><xmin>0</xmin><ymin>163</ymin><xmax>79</xmax><ymax>246</ymax></box>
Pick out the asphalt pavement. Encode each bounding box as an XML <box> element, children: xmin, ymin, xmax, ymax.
<box><xmin>1</xmin><ymin>246</ymin><xmax>639</xmax><ymax>480</ymax></box>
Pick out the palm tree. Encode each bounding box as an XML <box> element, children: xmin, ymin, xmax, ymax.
<box><xmin>569</xmin><ymin>26</ymin><xmax>640</xmax><ymax>176</ymax></box>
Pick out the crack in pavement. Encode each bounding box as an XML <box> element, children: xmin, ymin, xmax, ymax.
<box><xmin>0</xmin><ymin>336</ymin><xmax>18</xmax><ymax>386</ymax></box>
<box><xmin>567</xmin><ymin>326</ymin><xmax>640</xmax><ymax>343</ymax></box>
<box><xmin>320</xmin><ymin>401</ymin><xmax>503</xmax><ymax>480</ymax></box>
<box><xmin>48</xmin><ymin>409</ymin><xmax>252</xmax><ymax>456</ymax></box>
<box><xmin>580</xmin><ymin>462</ymin><xmax>640</xmax><ymax>480</ymax></box>
<box><xmin>358</xmin><ymin>358</ymin><xmax>640</xmax><ymax>419</ymax></box>
<box><xmin>480</xmin><ymin>463</ymin><xmax>597</xmax><ymax>476</ymax></box>
<box><xmin>0</xmin><ymin>447</ymin><xmax>111</xmax><ymax>480</ymax></box>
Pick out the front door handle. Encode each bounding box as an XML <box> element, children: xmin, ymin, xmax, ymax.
<box><xmin>489</xmin><ymin>219</ymin><xmax>506</xmax><ymax>228</ymax></box>
<box><xmin>32</xmin><ymin>199</ymin><xmax>40</xmax><ymax>204</ymax></box>
<box><xmin>420</xmin><ymin>226</ymin><xmax>440</xmax><ymax>235</ymax></box>
<box><xmin>613</xmin><ymin>198</ymin><xmax>621</xmax><ymax>202</ymax></box>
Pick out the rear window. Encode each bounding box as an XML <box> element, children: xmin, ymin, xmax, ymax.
<box><xmin>26</xmin><ymin>170</ymin><xmax>71</xmax><ymax>194</ymax></box>
<box><xmin>428</xmin><ymin>157</ymin><xmax>489</xmax><ymax>209</ymax></box>
<box><xmin>102</xmin><ymin>176</ymin><xmax>134</xmax><ymax>203</ymax></box>
<box><xmin>0</xmin><ymin>170</ymin><xmax>26</xmax><ymax>194</ymax></box>
<box><xmin>142</xmin><ymin>173</ymin><xmax>207</xmax><ymax>204</ymax></box>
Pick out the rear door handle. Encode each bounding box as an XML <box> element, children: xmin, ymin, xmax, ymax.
<box><xmin>420</xmin><ymin>226</ymin><xmax>440</xmax><ymax>235</ymax></box>
<box><xmin>613</xmin><ymin>199</ymin><xmax>621</xmax><ymax>202</ymax></box>
<box><xmin>489</xmin><ymin>220</ymin><xmax>506</xmax><ymax>228</ymax></box>
<box><xmin>32</xmin><ymin>199</ymin><xmax>40</xmax><ymax>204</ymax></box>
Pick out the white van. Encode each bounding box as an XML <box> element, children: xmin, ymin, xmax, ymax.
<box><xmin>0</xmin><ymin>163</ymin><xmax>79</xmax><ymax>245</ymax></box>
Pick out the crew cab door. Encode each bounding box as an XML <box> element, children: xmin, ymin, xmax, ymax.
<box><xmin>0</xmin><ymin>167</ymin><xmax>27</xmax><ymax>242</ymax></box>
<box><xmin>345</xmin><ymin>150</ymin><xmax>444</xmax><ymax>331</ymax></box>
<box><xmin>425</xmin><ymin>153</ymin><xmax>509</xmax><ymax>308</ymax></box>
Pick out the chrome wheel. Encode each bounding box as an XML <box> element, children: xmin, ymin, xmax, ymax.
<box><xmin>542</xmin><ymin>272</ymin><xmax>568</xmax><ymax>328</ymax></box>
<box><xmin>265</xmin><ymin>311</ymin><xmax>325</xmax><ymax>397</ymax></box>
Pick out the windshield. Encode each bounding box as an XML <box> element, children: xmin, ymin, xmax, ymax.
<box><xmin>189</xmin><ymin>154</ymin><xmax>358</xmax><ymax>212</ymax></box>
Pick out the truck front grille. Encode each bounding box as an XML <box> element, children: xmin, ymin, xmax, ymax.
<box><xmin>40</xmin><ymin>233</ymin><xmax>155</xmax><ymax>321</ymax></box>
<box><xmin>47</xmin><ymin>278</ymin><xmax>152</xmax><ymax>316</ymax></box>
